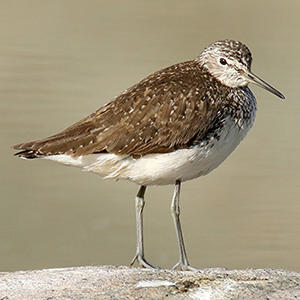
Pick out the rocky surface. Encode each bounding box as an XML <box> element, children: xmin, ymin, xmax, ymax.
<box><xmin>0</xmin><ymin>266</ymin><xmax>299</xmax><ymax>299</ymax></box>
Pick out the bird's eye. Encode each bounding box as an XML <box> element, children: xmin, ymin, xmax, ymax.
<box><xmin>219</xmin><ymin>58</ymin><xmax>227</xmax><ymax>65</ymax></box>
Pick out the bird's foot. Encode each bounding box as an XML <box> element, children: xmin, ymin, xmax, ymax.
<box><xmin>172</xmin><ymin>261</ymin><xmax>198</xmax><ymax>271</ymax></box>
<box><xmin>172</xmin><ymin>261</ymin><xmax>227</xmax><ymax>271</ymax></box>
<box><xmin>130</xmin><ymin>253</ymin><xmax>161</xmax><ymax>269</ymax></box>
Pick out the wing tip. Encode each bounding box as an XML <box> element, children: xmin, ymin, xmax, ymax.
<box><xmin>12</xmin><ymin>143</ymin><xmax>42</xmax><ymax>159</ymax></box>
<box><xmin>14</xmin><ymin>150</ymin><xmax>40</xmax><ymax>159</ymax></box>
<box><xmin>12</xmin><ymin>141</ymin><xmax>43</xmax><ymax>159</ymax></box>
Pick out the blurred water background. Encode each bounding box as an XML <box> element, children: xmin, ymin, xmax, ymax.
<box><xmin>1</xmin><ymin>0</ymin><xmax>299</xmax><ymax>272</ymax></box>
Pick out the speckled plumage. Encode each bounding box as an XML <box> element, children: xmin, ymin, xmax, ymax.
<box><xmin>14</xmin><ymin>40</ymin><xmax>257</xmax><ymax>160</ymax></box>
<box><xmin>13</xmin><ymin>40</ymin><xmax>284</xmax><ymax>270</ymax></box>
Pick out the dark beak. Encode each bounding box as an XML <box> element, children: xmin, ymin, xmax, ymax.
<box><xmin>245</xmin><ymin>71</ymin><xmax>285</xmax><ymax>99</ymax></box>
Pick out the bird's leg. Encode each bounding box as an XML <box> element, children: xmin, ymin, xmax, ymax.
<box><xmin>130</xmin><ymin>185</ymin><xmax>160</xmax><ymax>269</ymax></box>
<box><xmin>171</xmin><ymin>180</ymin><xmax>197</xmax><ymax>271</ymax></box>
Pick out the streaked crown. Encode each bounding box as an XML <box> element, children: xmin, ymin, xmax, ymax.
<box><xmin>196</xmin><ymin>40</ymin><xmax>252</xmax><ymax>88</ymax></box>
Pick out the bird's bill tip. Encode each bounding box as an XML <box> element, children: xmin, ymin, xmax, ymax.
<box><xmin>245</xmin><ymin>71</ymin><xmax>285</xmax><ymax>100</ymax></box>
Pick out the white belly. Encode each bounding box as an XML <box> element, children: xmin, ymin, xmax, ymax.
<box><xmin>44</xmin><ymin>118</ymin><xmax>253</xmax><ymax>186</ymax></box>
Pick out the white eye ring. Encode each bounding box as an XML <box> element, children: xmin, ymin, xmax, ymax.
<box><xmin>219</xmin><ymin>58</ymin><xmax>227</xmax><ymax>65</ymax></box>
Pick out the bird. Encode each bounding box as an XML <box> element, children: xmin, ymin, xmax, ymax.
<box><xmin>12</xmin><ymin>39</ymin><xmax>285</xmax><ymax>271</ymax></box>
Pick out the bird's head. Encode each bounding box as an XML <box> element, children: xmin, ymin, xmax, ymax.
<box><xmin>196</xmin><ymin>39</ymin><xmax>284</xmax><ymax>99</ymax></box>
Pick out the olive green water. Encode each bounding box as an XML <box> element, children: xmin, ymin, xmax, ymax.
<box><xmin>1</xmin><ymin>1</ymin><xmax>299</xmax><ymax>272</ymax></box>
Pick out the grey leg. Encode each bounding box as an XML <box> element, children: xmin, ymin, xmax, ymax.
<box><xmin>171</xmin><ymin>180</ymin><xmax>197</xmax><ymax>270</ymax></box>
<box><xmin>130</xmin><ymin>185</ymin><xmax>160</xmax><ymax>269</ymax></box>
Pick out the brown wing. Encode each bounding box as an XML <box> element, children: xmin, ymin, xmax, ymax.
<box><xmin>13</xmin><ymin>61</ymin><xmax>222</xmax><ymax>158</ymax></box>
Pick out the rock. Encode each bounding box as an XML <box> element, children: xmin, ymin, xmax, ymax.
<box><xmin>0</xmin><ymin>266</ymin><xmax>299</xmax><ymax>299</ymax></box>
